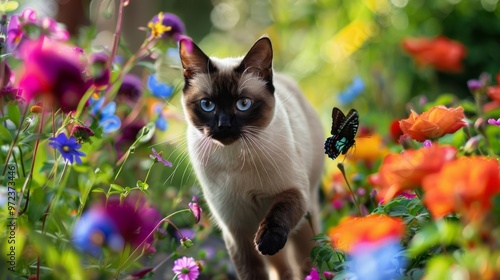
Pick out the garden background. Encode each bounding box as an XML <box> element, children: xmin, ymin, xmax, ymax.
<box><xmin>1</xmin><ymin>0</ymin><xmax>500</xmax><ymax>279</ymax></box>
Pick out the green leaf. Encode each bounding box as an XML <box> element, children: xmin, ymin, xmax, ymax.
<box><xmin>407</xmin><ymin>219</ymin><xmax>463</xmax><ymax>257</ymax></box>
<box><xmin>7</xmin><ymin>103</ymin><xmax>21</xmax><ymax>126</ymax></box>
<box><xmin>110</xmin><ymin>183</ymin><xmax>124</xmax><ymax>192</ymax></box>
<box><xmin>0</xmin><ymin>124</ymin><xmax>12</xmax><ymax>141</ymax></box>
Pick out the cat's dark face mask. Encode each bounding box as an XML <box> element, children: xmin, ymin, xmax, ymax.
<box><xmin>180</xmin><ymin>37</ymin><xmax>276</xmax><ymax>146</ymax></box>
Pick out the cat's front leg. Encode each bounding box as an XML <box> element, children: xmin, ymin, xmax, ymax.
<box><xmin>254</xmin><ymin>188</ymin><xmax>306</xmax><ymax>255</ymax></box>
<box><xmin>223</xmin><ymin>231</ymin><xmax>268</xmax><ymax>280</ymax></box>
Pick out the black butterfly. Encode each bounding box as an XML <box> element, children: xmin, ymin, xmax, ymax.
<box><xmin>324</xmin><ymin>107</ymin><xmax>359</xmax><ymax>160</ymax></box>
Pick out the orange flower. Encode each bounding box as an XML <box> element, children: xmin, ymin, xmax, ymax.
<box><xmin>484</xmin><ymin>74</ymin><xmax>500</xmax><ymax>112</ymax></box>
<box><xmin>422</xmin><ymin>157</ymin><xmax>500</xmax><ymax>219</ymax></box>
<box><xmin>399</xmin><ymin>106</ymin><xmax>466</xmax><ymax>142</ymax></box>
<box><xmin>402</xmin><ymin>36</ymin><xmax>467</xmax><ymax>73</ymax></box>
<box><xmin>328</xmin><ymin>214</ymin><xmax>405</xmax><ymax>252</ymax></box>
<box><xmin>369</xmin><ymin>145</ymin><xmax>457</xmax><ymax>203</ymax></box>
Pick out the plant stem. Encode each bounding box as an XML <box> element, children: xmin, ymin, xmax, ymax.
<box><xmin>337</xmin><ymin>163</ymin><xmax>363</xmax><ymax>216</ymax></box>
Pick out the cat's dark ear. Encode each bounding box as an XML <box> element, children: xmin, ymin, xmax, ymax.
<box><xmin>179</xmin><ymin>38</ymin><xmax>215</xmax><ymax>79</ymax></box>
<box><xmin>239</xmin><ymin>37</ymin><xmax>273</xmax><ymax>83</ymax></box>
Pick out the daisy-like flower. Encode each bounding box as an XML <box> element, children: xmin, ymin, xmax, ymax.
<box><xmin>150</xmin><ymin>148</ymin><xmax>173</xmax><ymax>167</ymax></box>
<box><xmin>49</xmin><ymin>133</ymin><xmax>86</xmax><ymax>164</ymax></box>
<box><xmin>172</xmin><ymin>256</ymin><xmax>200</xmax><ymax>280</ymax></box>
<box><xmin>147</xmin><ymin>12</ymin><xmax>185</xmax><ymax>40</ymax></box>
<box><xmin>188</xmin><ymin>196</ymin><xmax>202</xmax><ymax>224</ymax></box>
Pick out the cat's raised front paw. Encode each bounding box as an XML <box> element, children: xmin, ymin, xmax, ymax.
<box><xmin>254</xmin><ymin>222</ymin><xmax>288</xmax><ymax>255</ymax></box>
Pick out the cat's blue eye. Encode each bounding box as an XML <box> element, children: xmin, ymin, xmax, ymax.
<box><xmin>200</xmin><ymin>99</ymin><xmax>215</xmax><ymax>112</ymax></box>
<box><xmin>236</xmin><ymin>98</ymin><xmax>252</xmax><ymax>111</ymax></box>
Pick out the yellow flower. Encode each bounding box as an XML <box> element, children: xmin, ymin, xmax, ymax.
<box><xmin>147</xmin><ymin>12</ymin><xmax>172</xmax><ymax>39</ymax></box>
<box><xmin>347</xmin><ymin>134</ymin><xmax>389</xmax><ymax>163</ymax></box>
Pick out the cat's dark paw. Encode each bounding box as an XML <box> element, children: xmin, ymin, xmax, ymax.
<box><xmin>254</xmin><ymin>222</ymin><xmax>288</xmax><ymax>255</ymax></box>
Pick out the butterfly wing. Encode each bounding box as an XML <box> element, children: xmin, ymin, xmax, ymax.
<box><xmin>324</xmin><ymin>136</ymin><xmax>341</xmax><ymax>160</ymax></box>
<box><xmin>331</xmin><ymin>107</ymin><xmax>346</xmax><ymax>135</ymax></box>
<box><xmin>338</xmin><ymin>109</ymin><xmax>359</xmax><ymax>155</ymax></box>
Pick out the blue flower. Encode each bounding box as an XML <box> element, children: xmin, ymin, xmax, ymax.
<box><xmin>72</xmin><ymin>197</ymin><xmax>161</xmax><ymax>256</ymax></box>
<box><xmin>154</xmin><ymin>104</ymin><xmax>168</xmax><ymax>131</ymax></box>
<box><xmin>49</xmin><ymin>133</ymin><xmax>86</xmax><ymax>164</ymax></box>
<box><xmin>338</xmin><ymin>76</ymin><xmax>364</xmax><ymax>105</ymax></box>
<box><xmin>100</xmin><ymin>102</ymin><xmax>121</xmax><ymax>133</ymax></box>
<box><xmin>89</xmin><ymin>96</ymin><xmax>121</xmax><ymax>133</ymax></box>
<box><xmin>72</xmin><ymin>208</ymin><xmax>124</xmax><ymax>256</ymax></box>
<box><xmin>147</xmin><ymin>74</ymin><xmax>173</xmax><ymax>99</ymax></box>
<box><xmin>348</xmin><ymin>238</ymin><xmax>407</xmax><ymax>280</ymax></box>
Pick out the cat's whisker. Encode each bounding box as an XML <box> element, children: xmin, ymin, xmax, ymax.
<box><xmin>244</xmin><ymin>132</ymin><xmax>286</xmax><ymax>187</ymax></box>
<box><xmin>242</xmin><ymin>129</ymin><xmax>301</xmax><ymax>168</ymax></box>
<box><xmin>164</xmin><ymin>146</ymin><xmax>191</xmax><ymax>185</ymax></box>
<box><xmin>245</xmin><ymin>135</ymin><xmax>274</xmax><ymax>185</ymax></box>
<box><xmin>241</xmin><ymin>135</ymin><xmax>265</xmax><ymax>192</ymax></box>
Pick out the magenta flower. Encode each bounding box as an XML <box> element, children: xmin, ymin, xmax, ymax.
<box><xmin>305</xmin><ymin>268</ymin><xmax>320</xmax><ymax>280</ymax></box>
<box><xmin>49</xmin><ymin>133</ymin><xmax>86</xmax><ymax>164</ymax></box>
<box><xmin>172</xmin><ymin>256</ymin><xmax>199</xmax><ymax>280</ymax></box>
<box><xmin>488</xmin><ymin>118</ymin><xmax>500</xmax><ymax>126</ymax></box>
<box><xmin>188</xmin><ymin>196</ymin><xmax>202</xmax><ymax>224</ymax></box>
<box><xmin>150</xmin><ymin>148</ymin><xmax>173</xmax><ymax>167</ymax></box>
<box><xmin>19</xmin><ymin>39</ymin><xmax>91</xmax><ymax>112</ymax></box>
<box><xmin>7</xmin><ymin>8</ymin><xmax>69</xmax><ymax>52</ymax></box>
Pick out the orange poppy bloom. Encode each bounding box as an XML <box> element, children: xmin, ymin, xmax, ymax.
<box><xmin>399</xmin><ymin>106</ymin><xmax>466</xmax><ymax>142</ymax></box>
<box><xmin>484</xmin><ymin>75</ymin><xmax>500</xmax><ymax>111</ymax></box>
<box><xmin>422</xmin><ymin>157</ymin><xmax>500</xmax><ymax>219</ymax></box>
<box><xmin>328</xmin><ymin>214</ymin><xmax>405</xmax><ymax>252</ymax></box>
<box><xmin>402</xmin><ymin>36</ymin><xmax>466</xmax><ymax>73</ymax></box>
<box><xmin>369</xmin><ymin>145</ymin><xmax>457</xmax><ymax>203</ymax></box>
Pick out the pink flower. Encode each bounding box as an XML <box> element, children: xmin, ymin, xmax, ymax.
<box><xmin>487</xmin><ymin>118</ymin><xmax>500</xmax><ymax>126</ymax></box>
<box><xmin>172</xmin><ymin>256</ymin><xmax>199</xmax><ymax>280</ymax></box>
<box><xmin>305</xmin><ymin>268</ymin><xmax>320</xmax><ymax>280</ymax></box>
<box><xmin>188</xmin><ymin>196</ymin><xmax>202</xmax><ymax>224</ymax></box>
<box><xmin>18</xmin><ymin>39</ymin><xmax>91</xmax><ymax>112</ymax></box>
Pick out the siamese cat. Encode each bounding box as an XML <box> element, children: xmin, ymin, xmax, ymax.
<box><xmin>179</xmin><ymin>36</ymin><xmax>325</xmax><ymax>279</ymax></box>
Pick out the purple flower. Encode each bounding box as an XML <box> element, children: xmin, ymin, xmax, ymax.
<box><xmin>188</xmin><ymin>196</ymin><xmax>202</xmax><ymax>224</ymax></box>
<box><xmin>172</xmin><ymin>256</ymin><xmax>199</xmax><ymax>280</ymax></box>
<box><xmin>49</xmin><ymin>133</ymin><xmax>86</xmax><ymax>164</ymax></box>
<box><xmin>148</xmin><ymin>12</ymin><xmax>185</xmax><ymax>40</ymax></box>
<box><xmin>118</xmin><ymin>74</ymin><xmax>143</xmax><ymax>103</ymax></box>
<box><xmin>89</xmin><ymin>52</ymin><xmax>110</xmax><ymax>89</ymax></box>
<box><xmin>72</xmin><ymin>196</ymin><xmax>161</xmax><ymax>255</ymax></box>
<box><xmin>115</xmin><ymin>121</ymin><xmax>149</xmax><ymax>158</ymax></box>
<box><xmin>150</xmin><ymin>148</ymin><xmax>173</xmax><ymax>167</ymax></box>
<box><xmin>467</xmin><ymin>79</ymin><xmax>484</xmax><ymax>92</ymax></box>
<box><xmin>147</xmin><ymin>74</ymin><xmax>173</xmax><ymax>99</ymax></box>
<box><xmin>305</xmin><ymin>268</ymin><xmax>320</xmax><ymax>280</ymax></box>
<box><xmin>423</xmin><ymin>139</ymin><xmax>432</xmax><ymax>148</ymax></box>
<box><xmin>488</xmin><ymin>118</ymin><xmax>500</xmax><ymax>126</ymax></box>
<box><xmin>19</xmin><ymin>39</ymin><xmax>91</xmax><ymax>112</ymax></box>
